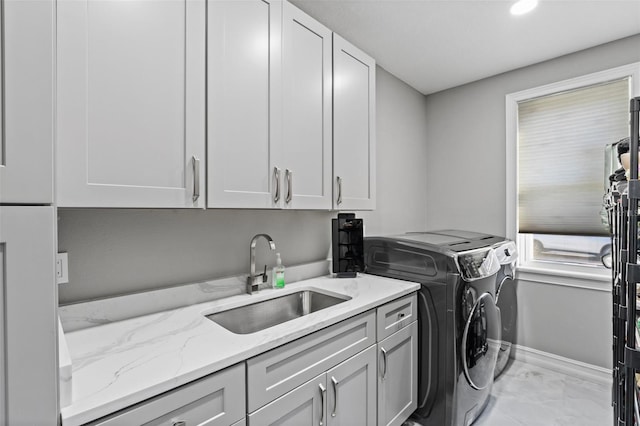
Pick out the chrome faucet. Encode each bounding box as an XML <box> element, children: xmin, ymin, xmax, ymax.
<box><xmin>247</xmin><ymin>234</ymin><xmax>276</xmax><ymax>294</ymax></box>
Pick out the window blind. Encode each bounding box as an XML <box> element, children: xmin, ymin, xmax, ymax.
<box><xmin>518</xmin><ymin>78</ymin><xmax>629</xmax><ymax>236</ymax></box>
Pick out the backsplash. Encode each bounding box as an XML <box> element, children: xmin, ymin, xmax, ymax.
<box><xmin>57</xmin><ymin>208</ymin><xmax>333</xmax><ymax>304</ymax></box>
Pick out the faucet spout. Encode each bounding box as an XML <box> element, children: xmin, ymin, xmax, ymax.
<box><xmin>247</xmin><ymin>234</ymin><xmax>276</xmax><ymax>294</ymax></box>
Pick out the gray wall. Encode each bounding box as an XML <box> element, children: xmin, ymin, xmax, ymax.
<box><xmin>423</xmin><ymin>34</ymin><xmax>640</xmax><ymax>368</ymax></box>
<box><xmin>424</xmin><ymin>34</ymin><xmax>640</xmax><ymax>234</ymax></box>
<box><xmin>358</xmin><ymin>67</ymin><xmax>429</xmax><ymax>235</ymax></box>
<box><xmin>57</xmin><ymin>66</ymin><xmax>430</xmax><ymax>304</ymax></box>
<box><xmin>517</xmin><ymin>277</ymin><xmax>611</xmax><ymax>368</ymax></box>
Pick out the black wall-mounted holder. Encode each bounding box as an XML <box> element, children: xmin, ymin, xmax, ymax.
<box><xmin>332</xmin><ymin>213</ymin><xmax>364</xmax><ymax>278</ymax></box>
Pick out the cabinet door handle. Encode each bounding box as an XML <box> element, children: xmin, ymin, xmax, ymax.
<box><xmin>273</xmin><ymin>167</ymin><xmax>281</xmax><ymax>203</ymax></box>
<box><xmin>331</xmin><ymin>376</ymin><xmax>339</xmax><ymax>417</ymax></box>
<box><xmin>285</xmin><ymin>169</ymin><xmax>293</xmax><ymax>204</ymax></box>
<box><xmin>191</xmin><ymin>156</ymin><xmax>200</xmax><ymax>202</ymax></box>
<box><xmin>173</xmin><ymin>421</ymin><xmax>186</xmax><ymax>426</ymax></box>
<box><xmin>336</xmin><ymin>176</ymin><xmax>343</xmax><ymax>205</ymax></box>
<box><xmin>381</xmin><ymin>347</ymin><xmax>388</xmax><ymax>380</ymax></box>
<box><xmin>319</xmin><ymin>383</ymin><xmax>327</xmax><ymax>426</ymax></box>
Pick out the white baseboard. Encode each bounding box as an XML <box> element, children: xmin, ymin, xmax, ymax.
<box><xmin>511</xmin><ymin>344</ymin><xmax>612</xmax><ymax>386</ymax></box>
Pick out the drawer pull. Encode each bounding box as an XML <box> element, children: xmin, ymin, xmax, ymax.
<box><xmin>191</xmin><ymin>156</ymin><xmax>200</xmax><ymax>202</ymax></box>
<box><xmin>285</xmin><ymin>169</ymin><xmax>293</xmax><ymax>204</ymax></box>
<box><xmin>173</xmin><ymin>421</ymin><xmax>186</xmax><ymax>426</ymax></box>
<box><xmin>398</xmin><ymin>312</ymin><xmax>406</xmax><ymax>321</ymax></box>
<box><xmin>319</xmin><ymin>383</ymin><xmax>327</xmax><ymax>425</ymax></box>
<box><xmin>381</xmin><ymin>347</ymin><xmax>388</xmax><ymax>380</ymax></box>
<box><xmin>331</xmin><ymin>376</ymin><xmax>339</xmax><ymax>417</ymax></box>
<box><xmin>273</xmin><ymin>167</ymin><xmax>281</xmax><ymax>203</ymax></box>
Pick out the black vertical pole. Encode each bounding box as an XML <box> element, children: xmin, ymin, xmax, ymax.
<box><xmin>614</xmin><ymin>190</ymin><xmax>627</xmax><ymax>425</ymax></box>
<box><xmin>611</xmin><ymin>196</ymin><xmax>616</xmax><ymax>421</ymax></box>
<box><xmin>626</xmin><ymin>97</ymin><xmax>640</xmax><ymax>426</ymax></box>
<box><xmin>620</xmin><ymin>192</ymin><xmax>629</xmax><ymax>425</ymax></box>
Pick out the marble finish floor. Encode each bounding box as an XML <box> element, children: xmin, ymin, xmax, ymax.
<box><xmin>474</xmin><ymin>359</ymin><xmax>611</xmax><ymax>426</ymax></box>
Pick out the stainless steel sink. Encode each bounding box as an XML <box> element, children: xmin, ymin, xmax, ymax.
<box><xmin>206</xmin><ymin>290</ymin><xmax>350</xmax><ymax>334</ymax></box>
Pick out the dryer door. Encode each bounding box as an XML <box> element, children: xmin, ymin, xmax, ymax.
<box><xmin>461</xmin><ymin>292</ymin><xmax>501</xmax><ymax>390</ymax></box>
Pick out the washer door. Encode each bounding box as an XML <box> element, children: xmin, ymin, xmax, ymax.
<box><xmin>461</xmin><ymin>292</ymin><xmax>501</xmax><ymax>390</ymax></box>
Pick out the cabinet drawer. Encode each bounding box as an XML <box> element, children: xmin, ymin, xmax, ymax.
<box><xmin>89</xmin><ymin>363</ymin><xmax>245</xmax><ymax>426</ymax></box>
<box><xmin>376</xmin><ymin>294</ymin><xmax>417</xmax><ymax>341</ymax></box>
<box><xmin>247</xmin><ymin>310</ymin><xmax>376</xmax><ymax>412</ymax></box>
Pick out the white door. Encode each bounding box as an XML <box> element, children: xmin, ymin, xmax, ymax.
<box><xmin>377</xmin><ymin>322</ymin><xmax>418</xmax><ymax>426</ymax></box>
<box><xmin>248</xmin><ymin>374</ymin><xmax>326</xmax><ymax>426</ymax></box>
<box><xmin>0</xmin><ymin>0</ymin><xmax>54</xmax><ymax>204</ymax></box>
<box><xmin>326</xmin><ymin>345</ymin><xmax>377</xmax><ymax>426</ymax></box>
<box><xmin>57</xmin><ymin>0</ymin><xmax>206</xmax><ymax>208</ymax></box>
<box><xmin>208</xmin><ymin>0</ymin><xmax>282</xmax><ymax>208</ymax></box>
<box><xmin>281</xmin><ymin>2</ymin><xmax>332</xmax><ymax>210</ymax></box>
<box><xmin>0</xmin><ymin>206</ymin><xmax>58</xmax><ymax>425</ymax></box>
<box><xmin>333</xmin><ymin>34</ymin><xmax>376</xmax><ymax>211</ymax></box>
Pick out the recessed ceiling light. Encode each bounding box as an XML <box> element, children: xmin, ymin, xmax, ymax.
<box><xmin>510</xmin><ymin>0</ymin><xmax>538</xmax><ymax>15</ymax></box>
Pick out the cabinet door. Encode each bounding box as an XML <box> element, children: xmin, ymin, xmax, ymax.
<box><xmin>248</xmin><ymin>374</ymin><xmax>326</xmax><ymax>426</ymax></box>
<box><xmin>247</xmin><ymin>310</ymin><xmax>375</xmax><ymax>412</ymax></box>
<box><xmin>377</xmin><ymin>321</ymin><xmax>418</xmax><ymax>426</ymax></box>
<box><xmin>333</xmin><ymin>34</ymin><xmax>376</xmax><ymax>210</ymax></box>
<box><xmin>0</xmin><ymin>0</ymin><xmax>54</xmax><ymax>204</ymax></box>
<box><xmin>208</xmin><ymin>0</ymin><xmax>282</xmax><ymax>208</ymax></box>
<box><xmin>281</xmin><ymin>2</ymin><xmax>332</xmax><ymax>210</ymax></box>
<box><xmin>0</xmin><ymin>207</ymin><xmax>58</xmax><ymax>425</ymax></box>
<box><xmin>57</xmin><ymin>0</ymin><xmax>206</xmax><ymax>208</ymax></box>
<box><xmin>326</xmin><ymin>345</ymin><xmax>377</xmax><ymax>426</ymax></box>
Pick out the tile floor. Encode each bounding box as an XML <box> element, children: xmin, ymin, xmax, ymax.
<box><xmin>473</xmin><ymin>359</ymin><xmax>612</xmax><ymax>426</ymax></box>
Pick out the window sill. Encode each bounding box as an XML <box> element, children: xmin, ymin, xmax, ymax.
<box><xmin>516</xmin><ymin>262</ymin><xmax>611</xmax><ymax>292</ymax></box>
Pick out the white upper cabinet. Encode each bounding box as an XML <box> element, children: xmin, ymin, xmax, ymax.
<box><xmin>208</xmin><ymin>0</ymin><xmax>282</xmax><ymax>209</ymax></box>
<box><xmin>208</xmin><ymin>0</ymin><xmax>332</xmax><ymax>210</ymax></box>
<box><xmin>54</xmin><ymin>0</ymin><xmax>374</xmax><ymax>211</ymax></box>
<box><xmin>281</xmin><ymin>1</ymin><xmax>332</xmax><ymax>210</ymax></box>
<box><xmin>0</xmin><ymin>0</ymin><xmax>54</xmax><ymax>204</ymax></box>
<box><xmin>333</xmin><ymin>34</ymin><xmax>376</xmax><ymax>211</ymax></box>
<box><xmin>56</xmin><ymin>0</ymin><xmax>206</xmax><ymax>208</ymax></box>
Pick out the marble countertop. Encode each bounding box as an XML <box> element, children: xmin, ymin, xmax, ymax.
<box><xmin>60</xmin><ymin>273</ymin><xmax>419</xmax><ymax>425</ymax></box>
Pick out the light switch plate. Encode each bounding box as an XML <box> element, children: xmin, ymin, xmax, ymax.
<box><xmin>56</xmin><ymin>252</ymin><xmax>69</xmax><ymax>285</ymax></box>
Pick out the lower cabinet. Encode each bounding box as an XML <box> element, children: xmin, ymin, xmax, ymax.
<box><xmin>326</xmin><ymin>345</ymin><xmax>378</xmax><ymax>425</ymax></box>
<box><xmin>246</xmin><ymin>311</ymin><xmax>376</xmax><ymax>412</ymax></box>
<box><xmin>82</xmin><ymin>293</ymin><xmax>418</xmax><ymax>426</ymax></box>
<box><xmin>89</xmin><ymin>363</ymin><xmax>245</xmax><ymax>426</ymax></box>
<box><xmin>248</xmin><ymin>345</ymin><xmax>377</xmax><ymax>426</ymax></box>
<box><xmin>377</xmin><ymin>321</ymin><xmax>418</xmax><ymax>426</ymax></box>
<box><xmin>246</xmin><ymin>293</ymin><xmax>418</xmax><ymax>426</ymax></box>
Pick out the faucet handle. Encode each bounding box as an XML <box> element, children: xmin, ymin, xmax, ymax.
<box><xmin>261</xmin><ymin>265</ymin><xmax>268</xmax><ymax>283</ymax></box>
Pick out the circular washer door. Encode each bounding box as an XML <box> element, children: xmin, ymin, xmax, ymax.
<box><xmin>461</xmin><ymin>292</ymin><xmax>501</xmax><ymax>390</ymax></box>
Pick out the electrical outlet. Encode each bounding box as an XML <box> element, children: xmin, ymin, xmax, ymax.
<box><xmin>56</xmin><ymin>252</ymin><xmax>69</xmax><ymax>285</ymax></box>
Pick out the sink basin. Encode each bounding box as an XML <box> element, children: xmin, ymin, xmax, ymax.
<box><xmin>206</xmin><ymin>290</ymin><xmax>350</xmax><ymax>334</ymax></box>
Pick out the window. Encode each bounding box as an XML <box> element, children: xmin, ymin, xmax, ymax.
<box><xmin>506</xmin><ymin>63</ymin><xmax>640</xmax><ymax>280</ymax></box>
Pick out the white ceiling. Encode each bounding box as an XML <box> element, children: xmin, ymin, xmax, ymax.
<box><xmin>290</xmin><ymin>0</ymin><xmax>640</xmax><ymax>95</ymax></box>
